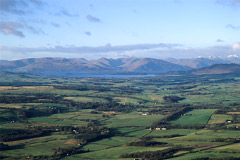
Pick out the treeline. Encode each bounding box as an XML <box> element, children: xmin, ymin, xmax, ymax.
<box><xmin>147</xmin><ymin>134</ymin><xmax>183</xmax><ymax>139</ymax></box>
<box><xmin>54</xmin><ymin>85</ymin><xmax>143</xmax><ymax>94</ymax></box>
<box><xmin>0</xmin><ymin>81</ymin><xmax>43</xmax><ymax>86</ymax></box>
<box><xmin>120</xmin><ymin>146</ymin><xmax>190</xmax><ymax>160</ymax></box>
<box><xmin>163</xmin><ymin>107</ymin><xmax>192</xmax><ymax>121</ymax></box>
<box><xmin>192</xmin><ymin>157</ymin><xmax>240</xmax><ymax>160</ymax></box>
<box><xmin>127</xmin><ymin>139</ymin><xmax>167</xmax><ymax>147</ymax></box>
<box><xmin>54</xmin><ymin>85</ymin><xmax>111</xmax><ymax>92</ymax></box>
<box><xmin>0</xmin><ymin>94</ymin><xmax>62</xmax><ymax>104</ymax></box>
<box><xmin>0</xmin><ymin>128</ymin><xmax>50</xmax><ymax>142</ymax></box>
<box><xmin>153</xmin><ymin>124</ymin><xmax>204</xmax><ymax>130</ymax></box>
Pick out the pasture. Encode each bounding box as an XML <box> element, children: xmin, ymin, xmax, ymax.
<box><xmin>1</xmin><ymin>72</ymin><xmax>240</xmax><ymax>159</ymax></box>
<box><xmin>170</xmin><ymin>109</ymin><xmax>216</xmax><ymax>125</ymax></box>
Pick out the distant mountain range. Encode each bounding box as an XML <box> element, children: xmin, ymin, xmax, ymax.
<box><xmin>0</xmin><ymin>57</ymin><xmax>190</xmax><ymax>73</ymax></box>
<box><xmin>0</xmin><ymin>57</ymin><xmax>240</xmax><ymax>75</ymax></box>
<box><xmin>190</xmin><ymin>63</ymin><xmax>240</xmax><ymax>75</ymax></box>
<box><xmin>0</xmin><ymin>60</ymin><xmax>8</xmax><ymax>63</ymax></box>
<box><xmin>164</xmin><ymin>57</ymin><xmax>240</xmax><ymax>69</ymax></box>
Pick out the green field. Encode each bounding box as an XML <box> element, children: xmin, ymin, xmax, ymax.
<box><xmin>170</xmin><ymin>109</ymin><xmax>216</xmax><ymax>125</ymax></box>
<box><xmin>2</xmin><ymin>72</ymin><xmax>240</xmax><ymax>159</ymax></box>
<box><xmin>105</xmin><ymin>112</ymin><xmax>165</xmax><ymax>127</ymax></box>
<box><xmin>208</xmin><ymin>114</ymin><xmax>232</xmax><ymax>124</ymax></box>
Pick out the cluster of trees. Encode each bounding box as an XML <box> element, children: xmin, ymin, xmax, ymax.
<box><xmin>30</xmin><ymin>124</ymin><xmax>111</xmax><ymax>145</ymax></box>
<box><xmin>192</xmin><ymin>157</ymin><xmax>240</xmax><ymax>160</ymax></box>
<box><xmin>54</xmin><ymin>84</ymin><xmax>143</xmax><ymax>94</ymax></box>
<box><xmin>73</xmin><ymin>126</ymin><xmax>110</xmax><ymax>144</ymax></box>
<box><xmin>0</xmin><ymin>93</ymin><xmax>62</xmax><ymax>104</ymax></box>
<box><xmin>0</xmin><ymin>143</ymin><xmax>9</xmax><ymax>150</ymax></box>
<box><xmin>163</xmin><ymin>96</ymin><xmax>185</xmax><ymax>103</ymax></box>
<box><xmin>52</xmin><ymin>146</ymin><xmax>86</xmax><ymax>159</ymax></box>
<box><xmin>19</xmin><ymin>105</ymin><xmax>66</xmax><ymax>118</ymax></box>
<box><xmin>1</xmin><ymin>104</ymin><xmax>67</xmax><ymax>122</ymax></box>
<box><xmin>148</xmin><ymin>106</ymin><xmax>179</xmax><ymax>115</ymax></box>
<box><xmin>114</xmin><ymin>86</ymin><xmax>143</xmax><ymax>94</ymax></box>
<box><xmin>210</xmin><ymin>138</ymin><xmax>240</xmax><ymax>143</ymax></box>
<box><xmin>0</xmin><ymin>81</ymin><xmax>42</xmax><ymax>86</ymax></box>
<box><xmin>97</xmin><ymin>102</ymin><xmax>137</xmax><ymax>112</ymax></box>
<box><xmin>127</xmin><ymin>139</ymin><xmax>167</xmax><ymax>147</ymax></box>
<box><xmin>54</xmin><ymin>85</ymin><xmax>111</xmax><ymax>92</ymax></box>
<box><xmin>167</xmin><ymin>85</ymin><xmax>198</xmax><ymax>91</ymax></box>
<box><xmin>0</xmin><ymin>128</ymin><xmax>50</xmax><ymax>142</ymax></box>
<box><xmin>208</xmin><ymin>78</ymin><xmax>236</xmax><ymax>84</ymax></box>
<box><xmin>214</xmin><ymin>108</ymin><xmax>240</xmax><ymax>114</ymax></box>
<box><xmin>154</xmin><ymin>124</ymin><xmax>204</xmax><ymax>130</ymax></box>
<box><xmin>62</xmin><ymin>101</ymin><xmax>137</xmax><ymax>113</ymax></box>
<box><xmin>147</xmin><ymin>134</ymin><xmax>183</xmax><ymax>139</ymax></box>
<box><xmin>120</xmin><ymin>146</ymin><xmax>189</xmax><ymax>160</ymax></box>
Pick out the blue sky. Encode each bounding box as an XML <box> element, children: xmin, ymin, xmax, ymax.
<box><xmin>0</xmin><ymin>0</ymin><xmax>240</xmax><ymax>60</ymax></box>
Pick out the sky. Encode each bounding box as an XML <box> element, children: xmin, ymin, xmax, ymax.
<box><xmin>0</xmin><ymin>0</ymin><xmax>240</xmax><ymax>60</ymax></box>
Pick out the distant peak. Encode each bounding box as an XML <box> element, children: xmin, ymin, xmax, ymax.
<box><xmin>227</xmin><ymin>54</ymin><xmax>239</xmax><ymax>58</ymax></box>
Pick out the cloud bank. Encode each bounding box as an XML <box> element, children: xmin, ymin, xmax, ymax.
<box><xmin>0</xmin><ymin>21</ymin><xmax>24</xmax><ymax>37</ymax></box>
<box><xmin>1</xmin><ymin>43</ymin><xmax>240</xmax><ymax>60</ymax></box>
<box><xmin>226</xmin><ymin>24</ymin><xmax>240</xmax><ymax>30</ymax></box>
<box><xmin>0</xmin><ymin>21</ymin><xmax>44</xmax><ymax>37</ymax></box>
<box><xmin>0</xmin><ymin>43</ymin><xmax>181</xmax><ymax>54</ymax></box>
<box><xmin>0</xmin><ymin>0</ymin><xmax>44</xmax><ymax>15</ymax></box>
<box><xmin>86</xmin><ymin>14</ymin><xmax>101</xmax><ymax>22</ymax></box>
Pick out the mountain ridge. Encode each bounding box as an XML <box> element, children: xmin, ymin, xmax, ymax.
<box><xmin>0</xmin><ymin>57</ymin><xmax>190</xmax><ymax>73</ymax></box>
<box><xmin>164</xmin><ymin>57</ymin><xmax>238</xmax><ymax>69</ymax></box>
<box><xmin>1</xmin><ymin>57</ymin><xmax>240</xmax><ymax>75</ymax></box>
<box><xmin>190</xmin><ymin>63</ymin><xmax>240</xmax><ymax>75</ymax></box>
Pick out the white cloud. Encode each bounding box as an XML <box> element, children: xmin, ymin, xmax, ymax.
<box><xmin>232</xmin><ymin>43</ymin><xmax>240</xmax><ymax>50</ymax></box>
<box><xmin>228</xmin><ymin>54</ymin><xmax>239</xmax><ymax>58</ymax></box>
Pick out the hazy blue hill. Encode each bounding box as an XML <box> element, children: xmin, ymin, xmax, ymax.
<box><xmin>0</xmin><ymin>57</ymin><xmax>191</xmax><ymax>74</ymax></box>
<box><xmin>0</xmin><ymin>60</ymin><xmax>8</xmax><ymax>63</ymax></box>
<box><xmin>119</xmin><ymin>58</ymin><xmax>191</xmax><ymax>73</ymax></box>
<box><xmin>191</xmin><ymin>63</ymin><xmax>240</xmax><ymax>75</ymax></box>
<box><xmin>165</xmin><ymin>57</ymin><xmax>229</xmax><ymax>69</ymax></box>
